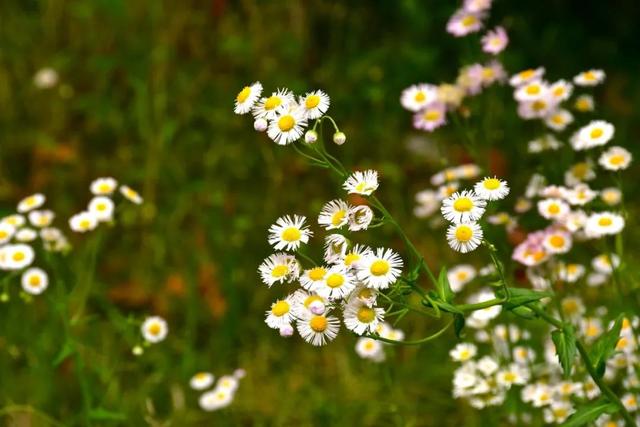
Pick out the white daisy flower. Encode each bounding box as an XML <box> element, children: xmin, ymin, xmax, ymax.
<box><xmin>355</xmin><ymin>248</ymin><xmax>403</xmax><ymax>290</ymax></box>
<box><xmin>17</xmin><ymin>193</ymin><xmax>46</xmax><ymax>213</ymax></box>
<box><xmin>557</xmin><ymin>263</ymin><xmax>585</xmax><ymax>283</ymax></box>
<box><xmin>473</xmin><ymin>177</ymin><xmax>509</xmax><ymax>201</ymax></box>
<box><xmin>517</xmin><ymin>97</ymin><xmax>557</xmax><ymax>120</ymax></box>
<box><xmin>28</xmin><ymin>210</ymin><xmax>55</xmax><ymax>228</ymax></box>
<box><xmin>343</xmin><ymin>170</ymin><xmax>379</xmax><ymax>196</ymax></box>
<box><xmin>537</xmin><ymin>198</ymin><xmax>570</xmax><ymax>221</ymax></box>
<box><xmin>447</xmin><ymin>264</ymin><xmax>476</xmax><ymax>292</ymax></box>
<box><xmin>318</xmin><ymin>199</ymin><xmax>351</xmax><ymax>230</ymax></box>
<box><xmin>509</xmin><ymin>67</ymin><xmax>545</xmax><ymax>86</ymax></box>
<box><xmin>446</xmin><ymin>222</ymin><xmax>483</xmax><ymax>253</ymax></box>
<box><xmin>21</xmin><ymin>267</ymin><xmax>49</xmax><ymax>295</ymax></box>
<box><xmin>347</xmin><ymin>205</ymin><xmax>373</xmax><ymax>231</ymax></box>
<box><xmin>315</xmin><ymin>266</ymin><xmax>356</xmax><ymax>300</ymax></box>
<box><xmin>544</xmin><ymin>109</ymin><xmax>574</xmax><ymax>131</ymax></box>
<box><xmin>355</xmin><ymin>338</ymin><xmax>385</xmax><ymax>362</ymax></box>
<box><xmin>450</xmin><ymin>342</ymin><xmax>477</xmax><ymax>362</ymax></box>
<box><xmin>323</xmin><ymin>233</ymin><xmax>348</xmax><ymax>263</ymax></box>
<box><xmin>573</xmin><ymin>69</ymin><xmax>605</xmax><ymax>86</ymax></box>
<box><xmin>265</xmin><ymin>295</ymin><xmax>296</xmax><ymax>329</ymax></box>
<box><xmin>0</xmin><ymin>222</ymin><xmax>15</xmax><ymax>244</ymax></box>
<box><xmin>90</xmin><ymin>177</ymin><xmax>118</xmax><ymax>195</ymax></box>
<box><xmin>296</xmin><ymin>313</ymin><xmax>340</xmax><ymax>346</ymax></box>
<box><xmin>15</xmin><ymin>228</ymin><xmax>38</xmax><ymax>243</ymax></box>
<box><xmin>234</xmin><ymin>82</ymin><xmax>263</xmax><ymax>114</ymax></box>
<box><xmin>336</xmin><ymin>244</ymin><xmax>372</xmax><ymax>270</ymax></box>
<box><xmin>267</xmin><ymin>107</ymin><xmax>307</xmax><ymax>145</ymax></box>
<box><xmin>120</xmin><ymin>185</ymin><xmax>143</xmax><ymax>204</ymax></box>
<box><xmin>592</xmin><ymin>253</ymin><xmax>620</xmax><ymax>274</ymax></box>
<box><xmin>291</xmin><ymin>290</ymin><xmax>327</xmax><ymax>318</ymax></box>
<box><xmin>347</xmin><ymin>283</ymin><xmax>378</xmax><ymax>307</ymax></box>
<box><xmin>400</xmin><ymin>83</ymin><xmax>437</xmax><ymax>112</ymax></box>
<box><xmin>2</xmin><ymin>214</ymin><xmax>26</xmax><ymax>228</ymax></box>
<box><xmin>542</xmin><ymin>231</ymin><xmax>572</xmax><ymax>254</ymax></box>
<box><xmin>258</xmin><ymin>252</ymin><xmax>300</xmax><ymax>287</ymax></box>
<box><xmin>40</xmin><ymin>227</ymin><xmax>63</xmax><ymax>242</ymax></box>
<box><xmin>584</xmin><ymin>212</ymin><xmax>625</xmax><ymax>238</ymax></box>
<box><xmin>572</xmin><ymin>120</ymin><xmax>614</xmax><ymax>150</ymax></box>
<box><xmin>441</xmin><ymin>190</ymin><xmax>486</xmax><ymax>223</ymax></box>
<box><xmin>216</xmin><ymin>375</ymin><xmax>240</xmax><ymax>393</ymax></box>
<box><xmin>267</xmin><ymin>215</ymin><xmax>311</xmax><ymax>252</ymax></box>
<box><xmin>299</xmin><ymin>266</ymin><xmax>328</xmax><ymax>291</ymax></box>
<box><xmin>601</xmin><ymin>187</ymin><xmax>622</xmax><ymax>206</ymax></box>
<box><xmin>528</xmin><ymin>134</ymin><xmax>562</xmax><ymax>153</ymax></box>
<box><xmin>574</xmin><ymin>94</ymin><xmax>594</xmax><ymax>112</ymax></box>
<box><xmin>564</xmin><ymin>184</ymin><xmax>597</xmax><ymax>206</ymax></box>
<box><xmin>599</xmin><ymin>146</ymin><xmax>632</xmax><ymax>171</ymax></box>
<box><xmin>564</xmin><ymin>161</ymin><xmax>596</xmax><ymax>186</ymax></box>
<box><xmin>413</xmin><ymin>103</ymin><xmax>447</xmax><ymax>132</ymax></box>
<box><xmin>190</xmin><ymin>372</ymin><xmax>215</xmax><ymax>390</ymax></box>
<box><xmin>549</xmin><ymin>79</ymin><xmax>573</xmax><ymax>102</ymax></box>
<box><xmin>199</xmin><ymin>387</ymin><xmax>233</xmax><ymax>411</ymax></box>
<box><xmin>252</xmin><ymin>88</ymin><xmax>295</xmax><ymax>120</ymax></box>
<box><xmin>69</xmin><ymin>211</ymin><xmax>98</xmax><ymax>233</ymax></box>
<box><xmin>88</xmin><ymin>196</ymin><xmax>115</xmax><ymax>222</ymax></box>
<box><xmin>299</xmin><ymin>90</ymin><xmax>330</xmax><ymax>119</ymax></box>
<box><xmin>141</xmin><ymin>316</ymin><xmax>168</xmax><ymax>343</ymax></box>
<box><xmin>514</xmin><ymin>80</ymin><xmax>548</xmax><ymax>102</ymax></box>
<box><xmin>343</xmin><ymin>301</ymin><xmax>384</xmax><ymax>335</ymax></box>
<box><xmin>2</xmin><ymin>244</ymin><xmax>35</xmax><ymax>270</ymax></box>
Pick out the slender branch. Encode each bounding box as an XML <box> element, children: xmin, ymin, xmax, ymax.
<box><xmin>366</xmin><ymin>319</ymin><xmax>453</xmax><ymax>346</ymax></box>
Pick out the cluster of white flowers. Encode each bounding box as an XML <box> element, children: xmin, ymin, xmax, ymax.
<box><xmin>191</xmin><ymin>369</ymin><xmax>245</xmax><ymax>412</ymax></box>
<box><xmin>258</xmin><ymin>169</ymin><xmax>408</xmax><ymax>346</ymax></box>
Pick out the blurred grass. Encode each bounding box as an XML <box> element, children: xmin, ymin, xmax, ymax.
<box><xmin>0</xmin><ymin>0</ymin><xmax>639</xmax><ymax>425</ymax></box>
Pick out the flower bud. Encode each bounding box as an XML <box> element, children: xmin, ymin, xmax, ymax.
<box><xmin>333</xmin><ymin>131</ymin><xmax>346</xmax><ymax>145</ymax></box>
<box><xmin>309</xmin><ymin>300</ymin><xmax>326</xmax><ymax>315</ymax></box>
<box><xmin>132</xmin><ymin>345</ymin><xmax>144</xmax><ymax>356</ymax></box>
<box><xmin>279</xmin><ymin>324</ymin><xmax>294</xmax><ymax>337</ymax></box>
<box><xmin>304</xmin><ymin>130</ymin><xmax>318</xmax><ymax>143</ymax></box>
<box><xmin>253</xmin><ymin>118</ymin><xmax>268</xmax><ymax>132</ymax></box>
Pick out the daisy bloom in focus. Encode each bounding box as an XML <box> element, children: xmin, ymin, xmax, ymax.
<box><xmin>297</xmin><ymin>90</ymin><xmax>330</xmax><ymax>120</ymax></box>
<box><xmin>318</xmin><ymin>199</ymin><xmax>351</xmax><ymax>230</ymax></box>
<box><xmin>413</xmin><ymin>103</ymin><xmax>447</xmax><ymax>132</ymax></box>
<box><xmin>446</xmin><ymin>9</ymin><xmax>485</xmax><ymax>37</ymax></box>
<box><xmin>355</xmin><ymin>248</ymin><xmax>403</xmax><ymax>290</ymax></box>
<box><xmin>573</xmin><ymin>69</ymin><xmax>605</xmax><ymax>86</ymax></box>
<box><xmin>258</xmin><ymin>252</ymin><xmax>300</xmax><ymax>287</ymax></box>
<box><xmin>446</xmin><ymin>222</ymin><xmax>483</xmax><ymax>253</ymax></box>
<box><xmin>337</xmin><ymin>244</ymin><xmax>372</xmax><ymax>270</ymax></box>
<box><xmin>574</xmin><ymin>94</ymin><xmax>594</xmax><ymax>112</ymax></box>
<box><xmin>234</xmin><ymin>82</ymin><xmax>263</xmax><ymax>114</ymax></box>
<box><xmin>481</xmin><ymin>26</ymin><xmax>508</xmax><ymax>54</ymax></box>
<box><xmin>21</xmin><ymin>267</ymin><xmax>49</xmax><ymax>295</ymax></box>
<box><xmin>323</xmin><ymin>234</ymin><xmax>348</xmax><ymax>264</ymax></box>
<box><xmin>599</xmin><ymin>146</ymin><xmax>632</xmax><ymax>171</ymax></box>
<box><xmin>296</xmin><ymin>313</ymin><xmax>340</xmax><ymax>346</ymax></box>
<box><xmin>474</xmin><ymin>177</ymin><xmax>509</xmax><ymax>201</ymax></box>
<box><xmin>441</xmin><ymin>190</ymin><xmax>487</xmax><ymax>223</ymax></box>
<box><xmin>265</xmin><ymin>295</ymin><xmax>296</xmax><ymax>329</ymax></box>
<box><xmin>17</xmin><ymin>194</ymin><xmax>46</xmax><ymax>213</ymax></box>
<box><xmin>291</xmin><ymin>290</ymin><xmax>327</xmax><ymax>318</ymax></box>
<box><xmin>315</xmin><ymin>266</ymin><xmax>355</xmax><ymax>300</ymax></box>
<box><xmin>584</xmin><ymin>212</ymin><xmax>625</xmax><ymax>237</ymax></box>
<box><xmin>343</xmin><ymin>301</ymin><xmax>384</xmax><ymax>335</ymax></box>
<box><xmin>343</xmin><ymin>170</ymin><xmax>379</xmax><ymax>196</ymax></box>
<box><xmin>252</xmin><ymin>88</ymin><xmax>294</xmax><ymax>120</ymax></box>
<box><xmin>400</xmin><ymin>84</ymin><xmax>437</xmax><ymax>112</ymax></box>
<box><xmin>118</xmin><ymin>186</ymin><xmax>142</xmax><ymax>205</ymax></box>
<box><xmin>88</xmin><ymin>196</ymin><xmax>115</xmax><ymax>222</ymax></box>
<box><xmin>190</xmin><ymin>372</ymin><xmax>215</xmax><ymax>390</ymax></box>
<box><xmin>141</xmin><ymin>316</ymin><xmax>168</xmax><ymax>343</ymax></box>
<box><xmin>267</xmin><ymin>107</ymin><xmax>307</xmax><ymax>145</ymax></box>
<box><xmin>90</xmin><ymin>177</ymin><xmax>118</xmax><ymax>195</ymax></box>
<box><xmin>537</xmin><ymin>198</ymin><xmax>570</xmax><ymax>221</ymax></box>
<box><xmin>268</xmin><ymin>215</ymin><xmax>311</xmax><ymax>252</ymax></box>
<box><xmin>347</xmin><ymin>205</ymin><xmax>374</xmax><ymax>231</ymax></box>
<box><xmin>509</xmin><ymin>67</ymin><xmax>545</xmax><ymax>87</ymax></box>
<box><xmin>69</xmin><ymin>211</ymin><xmax>98</xmax><ymax>233</ymax></box>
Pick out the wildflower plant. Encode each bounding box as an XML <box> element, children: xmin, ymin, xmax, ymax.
<box><xmin>236</xmin><ymin>2</ymin><xmax>639</xmax><ymax>425</ymax></box>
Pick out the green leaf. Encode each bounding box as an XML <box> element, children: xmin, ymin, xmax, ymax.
<box><xmin>551</xmin><ymin>326</ymin><xmax>577</xmax><ymax>378</ymax></box>
<box><xmin>560</xmin><ymin>398</ymin><xmax>618</xmax><ymax>427</ymax></box>
<box><xmin>52</xmin><ymin>341</ymin><xmax>75</xmax><ymax>367</ymax></box>
<box><xmin>453</xmin><ymin>313</ymin><xmax>466</xmax><ymax>339</ymax></box>
<box><xmin>501</xmin><ymin>287</ymin><xmax>552</xmax><ymax>310</ymax></box>
<box><xmin>590</xmin><ymin>314</ymin><xmax>624</xmax><ymax>379</ymax></box>
<box><xmin>510</xmin><ymin>305</ymin><xmax>535</xmax><ymax>319</ymax></box>
<box><xmin>436</xmin><ymin>267</ymin><xmax>454</xmax><ymax>303</ymax></box>
<box><xmin>89</xmin><ymin>408</ymin><xmax>127</xmax><ymax>421</ymax></box>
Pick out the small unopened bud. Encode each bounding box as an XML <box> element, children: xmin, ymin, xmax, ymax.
<box><xmin>333</xmin><ymin>131</ymin><xmax>346</xmax><ymax>145</ymax></box>
<box><xmin>253</xmin><ymin>118</ymin><xmax>268</xmax><ymax>132</ymax></box>
<box><xmin>132</xmin><ymin>345</ymin><xmax>144</xmax><ymax>356</ymax></box>
<box><xmin>304</xmin><ymin>130</ymin><xmax>318</xmax><ymax>143</ymax></box>
<box><xmin>233</xmin><ymin>368</ymin><xmax>246</xmax><ymax>379</ymax></box>
<box><xmin>279</xmin><ymin>324</ymin><xmax>294</xmax><ymax>337</ymax></box>
<box><xmin>309</xmin><ymin>300</ymin><xmax>326</xmax><ymax>315</ymax></box>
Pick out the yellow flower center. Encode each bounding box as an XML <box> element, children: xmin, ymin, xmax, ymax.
<box><xmin>326</xmin><ymin>273</ymin><xmax>345</xmax><ymax>288</ymax></box>
<box><xmin>503</xmin><ymin>372</ymin><xmax>516</xmax><ymax>382</ymax></box>
<box><xmin>305</xmin><ymin>95</ymin><xmax>320</xmax><ymax>109</ymax></box>
<box><xmin>29</xmin><ymin>275</ymin><xmax>41</xmax><ymax>286</ymax></box>
<box><xmin>357</xmin><ymin>307</ymin><xmax>376</xmax><ymax>323</ymax></box>
<box><xmin>271</xmin><ymin>265</ymin><xmax>289</xmax><ymax>278</ymax></box>
<box><xmin>0</xmin><ymin>231</ymin><xmax>7</xmax><ymax>239</ymax></box>
<box><xmin>609</xmin><ymin>154</ymin><xmax>625</xmax><ymax>166</ymax></box>
<box><xmin>455</xmin><ymin>225</ymin><xmax>473</xmax><ymax>242</ymax></box>
<box><xmin>583</xmin><ymin>71</ymin><xmax>596</xmax><ymax>81</ymax></box>
<box><xmin>308</xmin><ymin>267</ymin><xmax>326</xmax><ymax>281</ymax></box>
<box><xmin>281</xmin><ymin>227</ymin><xmax>301</xmax><ymax>242</ymax></box>
<box><xmin>547</xmin><ymin>204</ymin><xmax>560</xmax><ymax>215</ymax></box>
<box><xmin>148</xmin><ymin>323</ymin><xmax>162</xmax><ymax>336</ymax></box>
<box><xmin>414</xmin><ymin>91</ymin><xmax>426</xmax><ymax>102</ymax></box>
<box><xmin>553</xmin><ymin>87</ymin><xmax>565</xmax><ymax>97</ymax></box>
<box><xmin>562</xmin><ymin>299</ymin><xmax>578</xmax><ymax>314</ymax></box>
<box><xmin>331</xmin><ymin>210</ymin><xmax>346</xmax><ymax>226</ymax></box>
<box><xmin>309</xmin><ymin>315</ymin><xmax>328</xmax><ymax>332</ymax></box>
<box><xmin>576</xmin><ymin>99</ymin><xmax>590</xmax><ymax>110</ymax></box>
<box><xmin>344</xmin><ymin>253</ymin><xmax>360</xmax><ymax>266</ymax></box>
<box><xmin>99</xmin><ymin>183</ymin><xmax>111</xmax><ymax>192</ymax></box>
<box><xmin>598</xmin><ymin>217</ymin><xmax>612</xmax><ymax>227</ymax></box>
<box><xmin>423</xmin><ymin>110</ymin><xmax>441</xmax><ymax>121</ymax></box>
<box><xmin>453</xmin><ymin>197</ymin><xmax>473</xmax><ymax>212</ymax></box>
<box><xmin>590</xmin><ymin>128</ymin><xmax>603</xmax><ymax>139</ymax></box>
<box><xmin>236</xmin><ymin>86</ymin><xmax>251</xmax><ymax>103</ymax></box>
<box><xmin>277</xmin><ymin>115</ymin><xmax>295</xmax><ymax>132</ymax></box>
<box><xmin>271</xmin><ymin>300</ymin><xmax>290</xmax><ymax>317</ymax></box>
<box><xmin>364</xmin><ymin>341</ymin><xmax>375</xmax><ymax>350</ymax></box>
<box><xmin>96</xmin><ymin>203</ymin><xmax>107</xmax><ymax>211</ymax></box>
<box><xmin>549</xmin><ymin>235</ymin><xmax>565</xmax><ymax>248</ymax></box>
<box><xmin>80</xmin><ymin>219</ymin><xmax>91</xmax><ymax>229</ymax></box>
<box><xmin>456</xmin><ymin>272</ymin><xmax>468</xmax><ymax>281</ymax></box>
<box><xmin>482</xmin><ymin>67</ymin><xmax>494</xmax><ymax>79</ymax></box>
<box><xmin>551</xmin><ymin>114</ymin><xmax>564</xmax><ymax>124</ymax></box>
<box><xmin>264</xmin><ymin>96</ymin><xmax>281</xmax><ymax>110</ymax></box>
<box><xmin>519</xmin><ymin>69</ymin><xmax>535</xmax><ymax>79</ymax></box>
<box><xmin>525</xmin><ymin>85</ymin><xmax>540</xmax><ymax>95</ymax></box>
<box><xmin>532</xmin><ymin>100</ymin><xmax>546</xmax><ymax>111</ymax></box>
<box><xmin>483</xmin><ymin>178</ymin><xmax>500</xmax><ymax>190</ymax></box>
<box><xmin>370</xmin><ymin>260</ymin><xmax>390</xmax><ymax>276</ymax></box>
<box><xmin>461</xmin><ymin>15</ymin><xmax>477</xmax><ymax>27</ymax></box>
<box><xmin>12</xmin><ymin>251</ymin><xmax>25</xmax><ymax>262</ymax></box>
<box><xmin>358</xmin><ymin>288</ymin><xmax>374</xmax><ymax>299</ymax></box>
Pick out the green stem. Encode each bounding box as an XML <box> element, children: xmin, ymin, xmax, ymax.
<box><xmin>367</xmin><ymin>319</ymin><xmax>453</xmax><ymax>346</ymax></box>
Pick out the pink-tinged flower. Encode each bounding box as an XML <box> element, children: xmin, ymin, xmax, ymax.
<box><xmin>413</xmin><ymin>103</ymin><xmax>447</xmax><ymax>132</ymax></box>
<box><xmin>457</xmin><ymin>64</ymin><xmax>484</xmax><ymax>95</ymax></box>
<box><xmin>517</xmin><ymin>96</ymin><xmax>559</xmax><ymax>120</ymax></box>
<box><xmin>464</xmin><ymin>0</ymin><xmax>492</xmax><ymax>12</ymax></box>
<box><xmin>512</xmin><ymin>230</ymin><xmax>551</xmax><ymax>267</ymax></box>
<box><xmin>447</xmin><ymin>9</ymin><xmax>485</xmax><ymax>37</ymax></box>
<box><xmin>481</xmin><ymin>26</ymin><xmax>508</xmax><ymax>55</ymax></box>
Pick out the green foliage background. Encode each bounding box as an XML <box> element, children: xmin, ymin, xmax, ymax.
<box><xmin>0</xmin><ymin>1</ymin><xmax>639</xmax><ymax>425</ymax></box>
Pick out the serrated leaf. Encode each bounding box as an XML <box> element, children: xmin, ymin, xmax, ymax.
<box><xmin>501</xmin><ymin>287</ymin><xmax>552</xmax><ymax>310</ymax></box>
<box><xmin>551</xmin><ymin>327</ymin><xmax>577</xmax><ymax>378</ymax></box>
<box><xmin>560</xmin><ymin>398</ymin><xmax>618</xmax><ymax>427</ymax></box>
<box><xmin>590</xmin><ymin>314</ymin><xmax>624</xmax><ymax>379</ymax></box>
<box><xmin>437</xmin><ymin>267</ymin><xmax>454</xmax><ymax>303</ymax></box>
